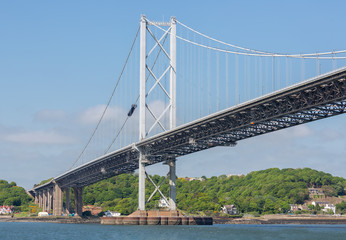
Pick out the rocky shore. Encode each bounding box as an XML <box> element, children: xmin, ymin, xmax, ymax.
<box><xmin>214</xmin><ymin>215</ymin><xmax>346</xmax><ymax>224</ymax></box>
<box><xmin>0</xmin><ymin>216</ymin><xmax>100</xmax><ymax>224</ymax></box>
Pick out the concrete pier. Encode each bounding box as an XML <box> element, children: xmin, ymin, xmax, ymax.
<box><xmin>64</xmin><ymin>187</ymin><xmax>71</xmax><ymax>214</ymax></box>
<box><xmin>53</xmin><ymin>183</ymin><xmax>63</xmax><ymax>216</ymax></box>
<box><xmin>73</xmin><ymin>187</ymin><xmax>83</xmax><ymax>216</ymax></box>
<box><xmin>101</xmin><ymin>210</ymin><xmax>212</xmax><ymax>225</ymax></box>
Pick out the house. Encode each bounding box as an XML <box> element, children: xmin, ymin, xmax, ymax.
<box><xmin>227</xmin><ymin>174</ymin><xmax>244</xmax><ymax>178</ymax></box>
<box><xmin>312</xmin><ymin>201</ymin><xmax>329</xmax><ymax>207</ymax></box>
<box><xmin>289</xmin><ymin>204</ymin><xmax>299</xmax><ymax>212</ymax></box>
<box><xmin>308</xmin><ymin>188</ymin><xmax>325</xmax><ymax>198</ymax></box>
<box><xmin>221</xmin><ymin>205</ymin><xmax>238</xmax><ymax>215</ymax></box>
<box><xmin>0</xmin><ymin>206</ymin><xmax>14</xmax><ymax>215</ymax></box>
<box><xmin>312</xmin><ymin>201</ymin><xmax>336</xmax><ymax>214</ymax></box>
<box><xmin>181</xmin><ymin>177</ymin><xmax>205</xmax><ymax>182</ymax></box>
<box><xmin>289</xmin><ymin>204</ymin><xmax>307</xmax><ymax>212</ymax></box>
<box><xmin>323</xmin><ymin>203</ymin><xmax>336</xmax><ymax>214</ymax></box>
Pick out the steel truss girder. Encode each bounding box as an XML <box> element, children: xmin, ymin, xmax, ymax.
<box><xmin>33</xmin><ymin>69</ymin><xmax>346</xmax><ymax>192</ymax></box>
<box><xmin>139</xmin><ymin>72</ymin><xmax>346</xmax><ymax>158</ymax></box>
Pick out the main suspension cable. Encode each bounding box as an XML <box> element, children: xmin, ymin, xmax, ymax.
<box><xmin>148</xmin><ymin>18</ymin><xmax>346</xmax><ymax>59</ymax></box>
<box><xmin>69</xmin><ymin>26</ymin><xmax>140</xmax><ymax>170</ymax></box>
<box><xmin>176</xmin><ymin>19</ymin><xmax>346</xmax><ymax>58</ymax></box>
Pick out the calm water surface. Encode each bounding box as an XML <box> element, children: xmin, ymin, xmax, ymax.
<box><xmin>0</xmin><ymin>222</ymin><xmax>345</xmax><ymax>240</ymax></box>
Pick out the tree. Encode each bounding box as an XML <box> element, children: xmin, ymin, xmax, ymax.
<box><xmin>336</xmin><ymin>201</ymin><xmax>346</xmax><ymax>214</ymax></box>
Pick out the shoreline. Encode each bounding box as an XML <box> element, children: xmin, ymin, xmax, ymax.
<box><xmin>1</xmin><ymin>215</ymin><xmax>346</xmax><ymax>225</ymax></box>
<box><xmin>0</xmin><ymin>216</ymin><xmax>100</xmax><ymax>224</ymax></box>
<box><xmin>214</xmin><ymin>215</ymin><xmax>346</xmax><ymax>225</ymax></box>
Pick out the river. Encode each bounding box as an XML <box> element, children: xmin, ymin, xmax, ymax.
<box><xmin>0</xmin><ymin>222</ymin><xmax>345</xmax><ymax>239</ymax></box>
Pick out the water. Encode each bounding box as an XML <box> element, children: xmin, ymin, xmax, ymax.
<box><xmin>0</xmin><ymin>222</ymin><xmax>345</xmax><ymax>240</ymax></box>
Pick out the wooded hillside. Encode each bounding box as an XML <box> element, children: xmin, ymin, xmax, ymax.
<box><xmin>82</xmin><ymin>168</ymin><xmax>346</xmax><ymax>215</ymax></box>
<box><xmin>0</xmin><ymin>180</ymin><xmax>32</xmax><ymax>211</ymax></box>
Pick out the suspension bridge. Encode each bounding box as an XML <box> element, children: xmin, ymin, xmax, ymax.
<box><xmin>29</xmin><ymin>16</ymin><xmax>346</xmax><ymax>217</ymax></box>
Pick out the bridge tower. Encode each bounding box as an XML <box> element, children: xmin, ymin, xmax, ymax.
<box><xmin>138</xmin><ymin>15</ymin><xmax>177</xmax><ymax>211</ymax></box>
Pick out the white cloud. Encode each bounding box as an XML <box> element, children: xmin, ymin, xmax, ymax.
<box><xmin>290</xmin><ymin>125</ymin><xmax>313</xmax><ymax>137</ymax></box>
<box><xmin>3</xmin><ymin>130</ymin><xmax>76</xmax><ymax>144</ymax></box>
<box><xmin>77</xmin><ymin>105</ymin><xmax>126</xmax><ymax>125</ymax></box>
<box><xmin>34</xmin><ymin>109</ymin><xmax>67</xmax><ymax>122</ymax></box>
<box><xmin>276</xmin><ymin>124</ymin><xmax>313</xmax><ymax>139</ymax></box>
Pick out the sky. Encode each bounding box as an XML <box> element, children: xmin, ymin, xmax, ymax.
<box><xmin>0</xmin><ymin>0</ymin><xmax>345</xmax><ymax>189</ymax></box>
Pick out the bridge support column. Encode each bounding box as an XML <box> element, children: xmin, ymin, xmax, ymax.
<box><xmin>138</xmin><ymin>153</ymin><xmax>146</xmax><ymax>211</ymax></box>
<box><xmin>53</xmin><ymin>183</ymin><xmax>63</xmax><ymax>216</ymax></box>
<box><xmin>34</xmin><ymin>192</ymin><xmax>38</xmax><ymax>204</ymax></box>
<box><xmin>47</xmin><ymin>188</ymin><xmax>53</xmax><ymax>214</ymax></box>
<box><xmin>170</xmin><ymin>16</ymin><xmax>176</xmax><ymax>129</ymax></box>
<box><xmin>138</xmin><ymin>14</ymin><xmax>147</xmax><ymax>211</ymax></box>
<box><xmin>73</xmin><ymin>187</ymin><xmax>83</xmax><ymax>216</ymax></box>
<box><xmin>169</xmin><ymin>158</ymin><xmax>176</xmax><ymax>210</ymax></box>
<box><xmin>39</xmin><ymin>191</ymin><xmax>43</xmax><ymax>209</ymax></box>
<box><xmin>64</xmin><ymin>187</ymin><xmax>71</xmax><ymax>215</ymax></box>
<box><xmin>42</xmin><ymin>189</ymin><xmax>47</xmax><ymax>212</ymax></box>
<box><xmin>169</xmin><ymin>16</ymin><xmax>177</xmax><ymax>211</ymax></box>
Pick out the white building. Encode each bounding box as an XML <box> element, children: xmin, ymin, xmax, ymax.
<box><xmin>0</xmin><ymin>206</ymin><xmax>13</xmax><ymax>215</ymax></box>
<box><xmin>158</xmin><ymin>198</ymin><xmax>169</xmax><ymax>208</ymax></box>
<box><xmin>221</xmin><ymin>205</ymin><xmax>238</xmax><ymax>215</ymax></box>
<box><xmin>104</xmin><ymin>210</ymin><xmax>121</xmax><ymax>217</ymax></box>
<box><xmin>312</xmin><ymin>201</ymin><xmax>336</xmax><ymax>214</ymax></box>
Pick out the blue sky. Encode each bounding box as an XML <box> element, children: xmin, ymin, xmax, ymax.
<box><xmin>0</xmin><ymin>0</ymin><xmax>345</xmax><ymax>189</ymax></box>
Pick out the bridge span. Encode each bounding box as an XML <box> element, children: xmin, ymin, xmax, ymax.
<box><xmin>30</xmin><ymin>67</ymin><xmax>346</xmax><ymax>216</ymax></box>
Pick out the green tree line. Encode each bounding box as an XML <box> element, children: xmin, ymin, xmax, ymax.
<box><xmin>82</xmin><ymin>168</ymin><xmax>346</xmax><ymax>215</ymax></box>
<box><xmin>0</xmin><ymin>180</ymin><xmax>33</xmax><ymax>211</ymax></box>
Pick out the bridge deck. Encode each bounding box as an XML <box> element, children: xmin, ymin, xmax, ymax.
<box><xmin>34</xmin><ymin>67</ymin><xmax>346</xmax><ymax>190</ymax></box>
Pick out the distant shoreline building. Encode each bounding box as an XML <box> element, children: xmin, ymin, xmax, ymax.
<box><xmin>0</xmin><ymin>206</ymin><xmax>14</xmax><ymax>215</ymax></box>
<box><xmin>227</xmin><ymin>174</ymin><xmax>244</xmax><ymax>178</ymax></box>
<box><xmin>308</xmin><ymin>188</ymin><xmax>325</xmax><ymax>198</ymax></box>
<box><xmin>312</xmin><ymin>201</ymin><xmax>336</xmax><ymax>214</ymax></box>
<box><xmin>221</xmin><ymin>205</ymin><xmax>238</xmax><ymax>215</ymax></box>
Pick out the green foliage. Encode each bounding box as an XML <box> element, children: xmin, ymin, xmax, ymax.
<box><xmin>0</xmin><ymin>180</ymin><xmax>33</xmax><ymax>207</ymax></box>
<box><xmin>82</xmin><ymin>168</ymin><xmax>346</xmax><ymax>216</ymax></box>
<box><xmin>336</xmin><ymin>201</ymin><xmax>346</xmax><ymax>214</ymax></box>
<box><xmin>34</xmin><ymin>178</ymin><xmax>53</xmax><ymax>187</ymax></box>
